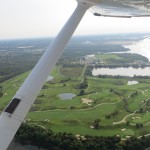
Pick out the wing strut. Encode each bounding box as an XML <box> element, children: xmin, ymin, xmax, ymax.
<box><xmin>0</xmin><ymin>2</ymin><xmax>90</xmax><ymax>149</ymax></box>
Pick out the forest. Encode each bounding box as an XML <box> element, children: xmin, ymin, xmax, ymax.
<box><xmin>15</xmin><ymin>123</ymin><xmax>150</xmax><ymax>150</ymax></box>
<box><xmin>1</xmin><ymin>34</ymin><xmax>150</xmax><ymax>83</ymax></box>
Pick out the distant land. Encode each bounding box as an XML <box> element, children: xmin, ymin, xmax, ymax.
<box><xmin>0</xmin><ymin>33</ymin><xmax>150</xmax><ymax>149</ymax></box>
<box><xmin>0</xmin><ymin>32</ymin><xmax>150</xmax><ymax>83</ymax></box>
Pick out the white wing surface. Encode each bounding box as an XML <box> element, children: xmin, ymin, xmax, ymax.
<box><xmin>90</xmin><ymin>0</ymin><xmax>150</xmax><ymax>17</ymax></box>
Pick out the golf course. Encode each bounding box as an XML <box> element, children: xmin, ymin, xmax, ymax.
<box><xmin>1</xmin><ymin>62</ymin><xmax>150</xmax><ymax>139</ymax></box>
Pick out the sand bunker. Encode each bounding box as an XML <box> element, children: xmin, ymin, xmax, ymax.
<box><xmin>81</xmin><ymin>98</ymin><xmax>93</xmax><ymax>105</ymax></box>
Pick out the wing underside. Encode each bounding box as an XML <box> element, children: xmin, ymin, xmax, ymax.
<box><xmin>90</xmin><ymin>0</ymin><xmax>150</xmax><ymax>17</ymax></box>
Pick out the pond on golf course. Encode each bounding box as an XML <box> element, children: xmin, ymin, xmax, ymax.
<box><xmin>58</xmin><ymin>93</ymin><xmax>76</xmax><ymax>100</ymax></box>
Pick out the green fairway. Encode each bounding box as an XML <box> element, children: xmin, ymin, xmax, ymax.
<box><xmin>0</xmin><ymin>65</ymin><xmax>150</xmax><ymax>138</ymax></box>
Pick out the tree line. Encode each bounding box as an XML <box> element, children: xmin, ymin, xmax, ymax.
<box><xmin>15</xmin><ymin>123</ymin><xmax>150</xmax><ymax>150</ymax></box>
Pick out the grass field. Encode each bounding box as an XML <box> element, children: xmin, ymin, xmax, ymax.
<box><xmin>0</xmin><ymin>65</ymin><xmax>150</xmax><ymax>138</ymax></box>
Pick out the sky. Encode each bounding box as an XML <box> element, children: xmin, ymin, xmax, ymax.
<box><xmin>0</xmin><ymin>0</ymin><xmax>150</xmax><ymax>40</ymax></box>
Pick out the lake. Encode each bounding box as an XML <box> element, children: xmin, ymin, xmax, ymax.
<box><xmin>92</xmin><ymin>67</ymin><xmax>150</xmax><ymax>77</ymax></box>
<box><xmin>58</xmin><ymin>93</ymin><xmax>76</xmax><ymax>100</ymax></box>
<box><xmin>127</xmin><ymin>81</ymin><xmax>139</xmax><ymax>85</ymax></box>
<box><xmin>123</xmin><ymin>38</ymin><xmax>150</xmax><ymax>61</ymax></box>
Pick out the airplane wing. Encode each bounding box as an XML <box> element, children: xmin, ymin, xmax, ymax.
<box><xmin>0</xmin><ymin>2</ymin><xmax>90</xmax><ymax>150</ymax></box>
<box><xmin>90</xmin><ymin>0</ymin><xmax>150</xmax><ymax>17</ymax></box>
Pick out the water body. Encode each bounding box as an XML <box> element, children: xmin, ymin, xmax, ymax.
<box><xmin>86</xmin><ymin>54</ymin><xmax>95</xmax><ymax>57</ymax></box>
<box><xmin>92</xmin><ymin>67</ymin><xmax>150</xmax><ymax>77</ymax></box>
<box><xmin>127</xmin><ymin>81</ymin><xmax>139</xmax><ymax>85</ymax></box>
<box><xmin>58</xmin><ymin>93</ymin><xmax>76</xmax><ymax>100</ymax></box>
<box><xmin>92</xmin><ymin>37</ymin><xmax>150</xmax><ymax>77</ymax></box>
<box><xmin>123</xmin><ymin>38</ymin><xmax>150</xmax><ymax>61</ymax></box>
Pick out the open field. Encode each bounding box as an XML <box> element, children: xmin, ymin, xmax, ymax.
<box><xmin>0</xmin><ymin>64</ymin><xmax>150</xmax><ymax>138</ymax></box>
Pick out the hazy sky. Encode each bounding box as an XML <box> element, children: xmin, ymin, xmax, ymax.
<box><xmin>0</xmin><ymin>0</ymin><xmax>150</xmax><ymax>39</ymax></box>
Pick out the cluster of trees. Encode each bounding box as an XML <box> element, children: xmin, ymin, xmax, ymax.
<box><xmin>94</xmin><ymin>53</ymin><xmax>149</xmax><ymax>68</ymax></box>
<box><xmin>122</xmin><ymin>136</ymin><xmax>150</xmax><ymax>150</ymax></box>
<box><xmin>15</xmin><ymin>123</ymin><xmax>150</xmax><ymax>150</ymax></box>
<box><xmin>97</xmin><ymin>74</ymin><xmax>129</xmax><ymax>79</ymax></box>
<box><xmin>95</xmin><ymin>64</ymin><xmax>150</xmax><ymax>69</ymax></box>
<box><xmin>105</xmin><ymin>110</ymin><xmax>119</xmax><ymax>119</ymax></box>
<box><xmin>77</xmin><ymin>77</ymin><xmax>88</xmax><ymax>96</ymax></box>
<box><xmin>0</xmin><ymin>38</ymin><xmax>52</xmax><ymax>83</ymax></box>
<box><xmin>136</xmin><ymin>123</ymin><xmax>143</xmax><ymax>128</ymax></box>
<box><xmin>85</xmin><ymin>66</ymin><xmax>93</xmax><ymax>76</ymax></box>
<box><xmin>130</xmin><ymin>92</ymin><xmax>138</xmax><ymax>98</ymax></box>
<box><xmin>146</xmin><ymin>99</ymin><xmax>150</xmax><ymax>106</ymax></box>
<box><xmin>0</xmin><ymin>91</ymin><xmax>3</xmax><ymax>97</ymax></box>
<box><xmin>111</xmin><ymin>89</ymin><xmax>132</xmax><ymax>113</ymax></box>
<box><xmin>117</xmin><ymin>53</ymin><xmax>149</xmax><ymax>63</ymax></box>
<box><xmin>92</xmin><ymin>118</ymin><xmax>101</xmax><ymax>129</ymax></box>
<box><xmin>0</xmin><ymin>86</ymin><xmax>3</xmax><ymax>97</ymax></box>
<box><xmin>79</xmin><ymin>77</ymin><xmax>88</xmax><ymax>89</ymax></box>
<box><xmin>97</xmin><ymin>74</ymin><xmax>150</xmax><ymax>80</ymax></box>
<box><xmin>78</xmin><ymin>89</ymin><xmax>85</xmax><ymax>96</ymax></box>
<box><xmin>138</xmin><ymin>107</ymin><xmax>144</xmax><ymax>113</ymax></box>
<box><xmin>0</xmin><ymin>52</ymin><xmax>41</xmax><ymax>83</ymax></box>
<box><xmin>59</xmin><ymin>37</ymin><xmax>130</xmax><ymax>65</ymax></box>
